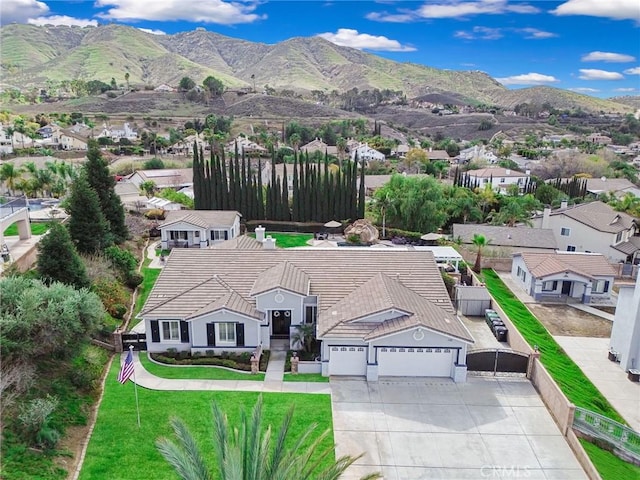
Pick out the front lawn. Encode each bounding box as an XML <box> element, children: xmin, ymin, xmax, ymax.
<box><xmin>133</xmin><ymin>257</ymin><xmax>161</xmax><ymax>318</ymax></box>
<box><xmin>249</xmin><ymin>232</ymin><xmax>313</xmax><ymax>248</ymax></box>
<box><xmin>3</xmin><ymin>222</ymin><xmax>50</xmax><ymax>236</ymax></box>
<box><xmin>139</xmin><ymin>352</ymin><xmax>265</xmax><ymax>381</ymax></box>
<box><xmin>79</xmin><ymin>361</ymin><xmax>334</xmax><ymax>480</ymax></box>
<box><xmin>283</xmin><ymin>373</ymin><xmax>329</xmax><ymax>383</ymax></box>
<box><xmin>481</xmin><ymin>269</ymin><xmax>623</xmax><ymax>422</ymax></box>
<box><xmin>580</xmin><ymin>439</ymin><xmax>640</xmax><ymax>480</ymax></box>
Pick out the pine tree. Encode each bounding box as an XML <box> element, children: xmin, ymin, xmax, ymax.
<box><xmin>193</xmin><ymin>142</ymin><xmax>203</xmax><ymax>209</ymax></box>
<box><xmin>37</xmin><ymin>222</ymin><xmax>90</xmax><ymax>289</ymax></box>
<box><xmin>67</xmin><ymin>173</ymin><xmax>111</xmax><ymax>254</ymax></box>
<box><xmin>357</xmin><ymin>155</ymin><xmax>366</xmax><ymax>219</ymax></box>
<box><xmin>84</xmin><ymin>139</ymin><xmax>128</xmax><ymax>243</ymax></box>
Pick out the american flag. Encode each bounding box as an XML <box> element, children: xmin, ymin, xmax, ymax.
<box><xmin>118</xmin><ymin>350</ymin><xmax>135</xmax><ymax>384</ymax></box>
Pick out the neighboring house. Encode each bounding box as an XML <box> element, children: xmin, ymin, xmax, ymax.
<box><xmin>114</xmin><ymin>180</ymin><xmax>147</xmax><ymax>209</ymax></box>
<box><xmin>57</xmin><ymin>131</ymin><xmax>88</xmax><ymax>151</ymax></box>
<box><xmin>427</xmin><ymin>149</ymin><xmax>451</xmax><ymax>162</ymax></box>
<box><xmin>358</xmin><ymin>174</ymin><xmax>429</xmax><ymax>195</ymax></box>
<box><xmin>586</xmin><ymin>133</ymin><xmax>612</xmax><ymax>145</ymax></box>
<box><xmin>128</xmin><ymin>168</ymin><xmax>193</xmax><ymax>190</ymax></box>
<box><xmin>392</xmin><ymin>144</ymin><xmax>410</xmax><ymax>157</ymax></box>
<box><xmin>462</xmin><ymin>167</ymin><xmax>531</xmax><ymax>193</ymax></box>
<box><xmin>226</xmin><ymin>136</ymin><xmax>268</xmax><ymax>156</ymax></box>
<box><xmin>299</xmin><ymin>138</ymin><xmax>338</xmax><ymax>156</ymax></box>
<box><xmin>452</xmin><ymin>224</ymin><xmax>557</xmax><ymax>257</ymax></box>
<box><xmin>511</xmin><ymin>251</ymin><xmax>616</xmax><ymax>304</ymax></box>
<box><xmin>351</xmin><ymin>143</ymin><xmax>385</xmax><ymax>162</ymax></box>
<box><xmin>0</xmin><ymin>125</ymin><xmax>13</xmax><ymax>154</ymax></box>
<box><xmin>159</xmin><ymin>210</ymin><xmax>241</xmax><ymax>249</ymax></box>
<box><xmin>609</xmin><ymin>274</ymin><xmax>640</xmax><ymax>372</ymax></box>
<box><xmin>533</xmin><ymin>201</ymin><xmax>640</xmax><ymax>263</ymax></box>
<box><xmin>96</xmin><ymin>122</ymin><xmax>138</xmax><ymax>141</ymax></box>
<box><xmin>147</xmin><ymin>197</ymin><xmax>183</xmax><ymax>211</ymax></box>
<box><xmin>168</xmin><ymin>135</ymin><xmax>208</xmax><ymax>156</ymax></box>
<box><xmin>457</xmin><ymin>145</ymin><xmax>498</xmax><ymax>164</ymax></box>
<box><xmin>261</xmin><ymin>162</ymin><xmax>294</xmax><ymax>192</ymax></box>
<box><xmin>140</xmin><ymin>249</ymin><xmax>474</xmax><ymax>382</ymax></box>
<box><xmin>154</xmin><ymin>84</ymin><xmax>175</xmax><ymax>92</ymax></box>
<box><xmin>584</xmin><ymin>177</ymin><xmax>640</xmax><ymax>199</ymax></box>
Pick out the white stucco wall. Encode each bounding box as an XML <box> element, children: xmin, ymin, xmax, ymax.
<box><xmin>190</xmin><ymin>310</ymin><xmax>262</xmax><ymax>349</ymax></box>
<box><xmin>610</xmin><ymin>278</ymin><xmax>640</xmax><ymax>371</ymax></box>
<box><xmin>255</xmin><ymin>289</ymin><xmax>306</xmax><ymax>327</ymax></box>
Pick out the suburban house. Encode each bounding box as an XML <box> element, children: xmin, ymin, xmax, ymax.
<box><xmin>96</xmin><ymin>122</ymin><xmax>138</xmax><ymax>142</ymax></box>
<box><xmin>159</xmin><ymin>210</ymin><xmax>241</xmax><ymax>249</ymax></box>
<box><xmin>511</xmin><ymin>251</ymin><xmax>616</xmax><ymax>304</ymax></box>
<box><xmin>226</xmin><ymin>136</ymin><xmax>268</xmax><ymax>156</ymax></box>
<box><xmin>461</xmin><ymin>167</ymin><xmax>531</xmax><ymax>193</ymax></box>
<box><xmin>456</xmin><ymin>145</ymin><xmax>498</xmax><ymax>164</ymax></box>
<box><xmin>56</xmin><ymin>131</ymin><xmax>88</xmax><ymax>151</ymax></box>
<box><xmin>609</xmin><ymin>274</ymin><xmax>640</xmax><ymax>372</ymax></box>
<box><xmin>532</xmin><ymin>201</ymin><xmax>640</xmax><ymax>263</ymax></box>
<box><xmin>140</xmin><ymin>249</ymin><xmax>474</xmax><ymax>382</ymax></box>
<box><xmin>128</xmin><ymin>168</ymin><xmax>193</xmax><ymax>190</ymax></box>
<box><xmin>0</xmin><ymin>125</ymin><xmax>13</xmax><ymax>155</ymax></box>
<box><xmin>299</xmin><ymin>138</ymin><xmax>338</xmax><ymax>156</ymax></box>
<box><xmin>586</xmin><ymin>133</ymin><xmax>612</xmax><ymax>145</ymax></box>
<box><xmin>154</xmin><ymin>84</ymin><xmax>175</xmax><ymax>92</ymax></box>
<box><xmin>452</xmin><ymin>224</ymin><xmax>558</xmax><ymax>257</ymax></box>
<box><xmin>350</xmin><ymin>143</ymin><xmax>386</xmax><ymax>163</ymax></box>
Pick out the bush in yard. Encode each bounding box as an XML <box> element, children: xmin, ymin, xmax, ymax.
<box><xmin>18</xmin><ymin>395</ymin><xmax>60</xmax><ymax>449</ymax></box>
<box><xmin>104</xmin><ymin>246</ymin><xmax>137</xmax><ymax>276</ymax></box>
<box><xmin>70</xmin><ymin>345</ymin><xmax>109</xmax><ymax>390</ymax></box>
<box><xmin>125</xmin><ymin>271</ymin><xmax>143</xmax><ymax>289</ymax></box>
<box><xmin>92</xmin><ymin>279</ymin><xmax>130</xmax><ymax>319</ymax></box>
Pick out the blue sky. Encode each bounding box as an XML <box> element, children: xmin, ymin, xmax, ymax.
<box><xmin>2</xmin><ymin>0</ymin><xmax>639</xmax><ymax>98</ymax></box>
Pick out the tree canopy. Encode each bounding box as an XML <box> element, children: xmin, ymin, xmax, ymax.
<box><xmin>37</xmin><ymin>222</ymin><xmax>90</xmax><ymax>289</ymax></box>
<box><xmin>66</xmin><ymin>172</ymin><xmax>111</xmax><ymax>254</ymax></box>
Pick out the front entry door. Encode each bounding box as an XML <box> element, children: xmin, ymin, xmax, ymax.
<box><xmin>562</xmin><ymin>281</ymin><xmax>571</xmax><ymax>295</ymax></box>
<box><xmin>272</xmin><ymin>310</ymin><xmax>291</xmax><ymax>337</ymax></box>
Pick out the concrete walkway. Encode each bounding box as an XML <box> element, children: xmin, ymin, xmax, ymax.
<box><xmin>124</xmin><ymin>351</ymin><xmax>330</xmax><ymax>394</ymax></box>
<box><xmin>568</xmin><ymin>303</ymin><xmax>615</xmax><ymax>322</ymax></box>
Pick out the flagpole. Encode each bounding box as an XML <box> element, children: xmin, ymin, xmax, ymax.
<box><xmin>129</xmin><ymin>345</ymin><xmax>141</xmax><ymax>428</ymax></box>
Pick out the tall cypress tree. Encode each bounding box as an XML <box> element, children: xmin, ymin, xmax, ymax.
<box><xmin>292</xmin><ymin>154</ymin><xmax>299</xmax><ymax>221</ymax></box>
<box><xmin>193</xmin><ymin>142</ymin><xmax>202</xmax><ymax>209</ymax></box>
<box><xmin>357</xmin><ymin>155</ymin><xmax>366</xmax><ymax>219</ymax></box>
<box><xmin>84</xmin><ymin>139</ymin><xmax>128</xmax><ymax>243</ymax></box>
<box><xmin>67</xmin><ymin>172</ymin><xmax>111</xmax><ymax>254</ymax></box>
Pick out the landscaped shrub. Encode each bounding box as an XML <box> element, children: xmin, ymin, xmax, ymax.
<box><xmin>145</xmin><ymin>209</ymin><xmax>166</xmax><ymax>220</ymax></box>
<box><xmin>104</xmin><ymin>246</ymin><xmax>137</xmax><ymax>275</ymax></box>
<box><xmin>92</xmin><ymin>279</ymin><xmax>130</xmax><ymax>319</ymax></box>
<box><xmin>152</xmin><ymin>352</ymin><xmax>255</xmax><ymax>371</ymax></box>
<box><xmin>125</xmin><ymin>271</ymin><xmax>143</xmax><ymax>289</ymax></box>
<box><xmin>18</xmin><ymin>395</ymin><xmax>59</xmax><ymax>449</ymax></box>
<box><xmin>69</xmin><ymin>345</ymin><xmax>109</xmax><ymax>391</ymax></box>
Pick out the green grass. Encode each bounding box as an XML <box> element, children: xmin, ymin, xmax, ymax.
<box><xmin>79</xmin><ymin>360</ymin><xmax>334</xmax><ymax>480</ymax></box>
<box><xmin>133</xmin><ymin>257</ymin><xmax>161</xmax><ymax>318</ymax></box>
<box><xmin>481</xmin><ymin>269</ymin><xmax>624</xmax><ymax>423</ymax></box>
<box><xmin>3</xmin><ymin>222</ymin><xmax>50</xmax><ymax>236</ymax></box>
<box><xmin>249</xmin><ymin>232</ymin><xmax>313</xmax><ymax>248</ymax></box>
<box><xmin>139</xmin><ymin>352</ymin><xmax>265</xmax><ymax>381</ymax></box>
<box><xmin>283</xmin><ymin>373</ymin><xmax>330</xmax><ymax>383</ymax></box>
<box><xmin>579</xmin><ymin>439</ymin><xmax>640</xmax><ymax>480</ymax></box>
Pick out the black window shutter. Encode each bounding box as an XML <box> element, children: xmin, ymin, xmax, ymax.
<box><xmin>604</xmin><ymin>281</ymin><xmax>610</xmax><ymax>292</ymax></box>
<box><xmin>235</xmin><ymin>323</ymin><xmax>245</xmax><ymax>347</ymax></box>
<box><xmin>207</xmin><ymin>323</ymin><xmax>216</xmax><ymax>346</ymax></box>
<box><xmin>224</xmin><ymin>230</ymin><xmax>229</xmax><ymax>240</ymax></box>
<box><xmin>180</xmin><ymin>321</ymin><xmax>190</xmax><ymax>343</ymax></box>
<box><xmin>150</xmin><ymin>320</ymin><xmax>160</xmax><ymax>343</ymax></box>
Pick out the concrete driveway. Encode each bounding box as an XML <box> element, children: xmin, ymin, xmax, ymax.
<box><xmin>331</xmin><ymin>376</ymin><xmax>588</xmax><ymax>480</ymax></box>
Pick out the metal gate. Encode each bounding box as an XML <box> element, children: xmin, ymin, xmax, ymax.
<box><xmin>122</xmin><ymin>333</ymin><xmax>147</xmax><ymax>351</ymax></box>
<box><xmin>467</xmin><ymin>348</ymin><xmax>529</xmax><ymax>374</ymax></box>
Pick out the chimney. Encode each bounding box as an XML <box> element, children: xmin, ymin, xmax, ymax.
<box><xmin>542</xmin><ymin>207</ymin><xmax>551</xmax><ymax>229</ymax></box>
<box><xmin>525</xmin><ymin>169</ymin><xmax>531</xmax><ymax>175</ymax></box>
<box><xmin>560</xmin><ymin>200</ymin><xmax>568</xmax><ymax>210</ymax></box>
<box><xmin>263</xmin><ymin>235</ymin><xmax>276</xmax><ymax>250</ymax></box>
<box><xmin>505</xmin><ymin>169</ymin><xmax>511</xmax><ymax>175</ymax></box>
<box><xmin>255</xmin><ymin>225</ymin><xmax>266</xmax><ymax>242</ymax></box>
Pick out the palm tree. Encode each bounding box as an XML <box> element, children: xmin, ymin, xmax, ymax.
<box><xmin>472</xmin><ymin>233</ymin><xmax>489</xmax><ymax>273</ymax></box>
<box><xmin>0</xmin><ymin>162</ymin><xmax>23</xmax><ymax>196</ymax></box>
<box><xmin>156</xmin><ymin>396</ymin><xmax>380</xmax><ymax>480</ymax></box>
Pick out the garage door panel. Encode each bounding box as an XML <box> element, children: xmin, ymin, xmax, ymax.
<box><xmin>329</xmin><ymin>346</ymin><xmax>367</xmax><ymax>376</ymax></box>
<box><xmin>378</xmin><ymin>347</ymin><xmax>453</xmax><ymax>377</ymax></box>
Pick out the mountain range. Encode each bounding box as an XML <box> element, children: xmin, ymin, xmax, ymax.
<box><xmin>0</xmin><ymin>24</ymin><xmax>633</xmax><ymax>114</ymax></box>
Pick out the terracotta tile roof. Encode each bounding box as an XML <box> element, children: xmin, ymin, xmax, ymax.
<box><xmin>140</xmin><ymin>250</ymin><xmax>469</xmax><ymax>342</ymax></box>
<box><xmin>612</xmin><ymin>240</ymin><xmax>640</xmax><ymax>255</ymax></box>
<box><xmin>160</xmin><ymin>210</ymin><xmax>240</xmax><ymax>229</ymax></box>
<box><xmin>453</xmin><ymin>224</ymin><xmax>557</xmax><ymax>249</ymax></box>
<box><xmin>250</xmin><ymin>261</ymin><xmax>310</xmax><ymax>296</ymax></box>
<box><xmin>518</xmin><ymin>252</ymin><xmax>617</xmax><ymax>279</ymax></box>
<box><xmin>549</xmin><ymin>201</ymin><xmax>637</xmax><ymax>234</ymax></box>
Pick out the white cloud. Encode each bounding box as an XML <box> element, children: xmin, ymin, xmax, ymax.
<box><xmin>0</xmin><ymin>0</ymin><xmax>49</xmax><ymax>24</ymax></box>
<box><xmin>367</xmin><ymin>0</ymin><xmax>538</xmax><ymax>22</ymax></box>
<box><xmin>517</xmin><ymin>28</ymin><xmax>557</xmax><ymax>39</ymax></box>
<box><xmin>614</xmin><ymin>87</ymin><xmax>637</xmax><ymax>92</ymax></box>
<box><xmin>417</xmin><ymin>0</ymin><xmax>539</xmax><ymax>18</ymax></box>
<box><xmin>568</xmin><ymin>87</ymin><xmax>600</xmax><ymax>93</ymax></box>
<box><xmin>551</xmin><ymin>0</ymin><xmax>640</xmax><ymax>21</ymax></box>
<box><xmin>95</xmin><ymin>0</ymin><xmax>265</xmax><ymax>25</ymax></box>
<box><xmin>454</xmin><ymin>26</ymin><xmax>503</xmax><ymax>40</ymax></box>
<box><xmin>317</xmin><ymin>28</ymin><xmax>416</xmax><ymax>52</ymax></box>
<box><xmin>581</xmin><ymin>51</ymin><xmax>636</xmax><ymax>62</ymax></box>
<box><xmin>138</xmin><ymin>27</ymin><xmax>167</xmax><ymax>35</ymax></box>
<box><xmin>27</xmin><ymin>15</ymin><xmax>98</xmax><ymax>27</ymax></box>
<box><xmin>623</xmin><ymin>67</ymin><xmax>640</xmax><ymax>75</ymax></box>
<box><xmin>578</xmin><ymin>69</ymin><xmax>625</xmax><ymax>80</ymax></box>
<box><xmin>495</xmin><ymin>73</ymin><xmax>560</xmax><ymax>85</ymax></box>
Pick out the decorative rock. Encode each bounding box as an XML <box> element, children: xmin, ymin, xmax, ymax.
<box><xmin>344</xmin><ymin>219</ymin><xmax>379</xmax><ymax>244</ymax></box>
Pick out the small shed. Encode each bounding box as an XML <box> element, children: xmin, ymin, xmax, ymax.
<box><xmin>455</xmin><ymin>286</ymin><xmax>492</xmax><ymax>316</ymax></box>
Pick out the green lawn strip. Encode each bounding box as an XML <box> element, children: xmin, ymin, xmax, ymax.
<box><xmin>579</xmin><ymin>439</ymin><xmax>640</xmax><ymax>480</ymax></box>
<box><xmin>283</xmin><ymin>373</ymin><xmax>330</xmax><ymax>383</ymax></box>
<box><xmin>3</xmin><ymin>222</ymin><xmax>50</xmax><ymax>236</ymax></box>
<box><xmin>249</xmin><ymin>232</ymin><xmax>313</xmax><ymax>248</ymax></box>
<box><xmin>132</xmin><ymin>257</ymin><xmax>161</xmax><ymax>318</ymax></box>
<box><xmin>481</xmin><ymin>269</ymin><xmax>624</xmax><ymax>423</ymax></box>
<box><xmin>139</xmin><ymin>352</ymin><xmax>265</xmax><ymax>381</ymax></box>
<box><xmin>79</xmin><ymin>361</ymin><xmax>335</xmax><ymax>480</ymax></box>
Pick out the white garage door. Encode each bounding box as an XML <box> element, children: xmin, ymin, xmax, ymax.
<box><xmin>329</xmin><ymin>346</ymin><xmax>367</xmax><ymax>376</ymax></box>
<box><xmin>378</xmin><ymin>347</ymin><xmax>453</xmax><ymax>377</ymax></box>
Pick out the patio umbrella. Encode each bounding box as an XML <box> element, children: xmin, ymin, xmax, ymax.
<box><xmin>324</xmin><ymin>220</ymin><xmax>342</xmax><ymax>228</ymax></box>
<box><xmin>420</xmin><ymin>232</ymin><xmax>445</xmax><ymax>241</ymax></box>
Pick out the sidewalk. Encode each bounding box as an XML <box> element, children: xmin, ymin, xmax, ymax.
<box><xmin>124</xmin><ymin>351</ymin><xmax>331</xmax><ymax>395</ymax></box>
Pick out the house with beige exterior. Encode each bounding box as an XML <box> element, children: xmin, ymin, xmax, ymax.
<box><xmin>128</xmin><ymin>168</ymin><xmax>193</xmax><ymax>190</ymax></box>
<box><xmin>159</xmin><ymin>210</ymin><xmax>241</xmax><ymax>249</ymax></box>
<box><xmin>511</xmin><ymin>251</ymin><xmax>616</xmax><ymax>304</ymax></box>
<box><xmin>533</xmin><ymin>201</ymin><xmax>640</xmax><ymax>263</ymax></box>
<box><xmin>452</xmin><ymin>224</ymin><xmax>557</xmax><ymax>258</ymax></box>
<box><xmin>461</xmin><ymin>167</ymin><xmax>531</xmax><ymax>194</ymax></box>
<box><xmin>140</xmin><ymin>248</ymin><xmax>474</xmax><ymax>382</ymax></box>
